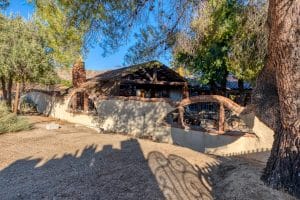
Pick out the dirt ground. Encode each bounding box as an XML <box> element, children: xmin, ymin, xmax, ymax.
<box><xmin>0</xmin><ymin>116</ymin><xmax>297</xmax><ymax>200</ymax></box>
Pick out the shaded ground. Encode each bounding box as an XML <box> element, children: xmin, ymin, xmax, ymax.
<box><xmin>0</xmin><ymin>116</ymin><xmax>297</xmax><ymax>200</ymax></box>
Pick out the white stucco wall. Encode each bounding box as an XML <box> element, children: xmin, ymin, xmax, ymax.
<box><xmin>170</xmin><ymin>112</ymin><xmax>274</xmax><ymax>156</ymax></box>
<box><xmin>22</xmin><ymin>92</ymin><xmax>173</xmax><ymax>142</ymax></box>
<box><xmin>21</xmin><ymin>92</ymin><xmax>55</xmax><ymax>115</ymax></box>
<box><xmin>23</xmin><ymin>91</ymin><xmax>274</xmax><ymax>156</ymax></box>
<box><xmin>95</xmin><ymin>99</ymin><xmax>174</xmax><ymax>141</ymax></box>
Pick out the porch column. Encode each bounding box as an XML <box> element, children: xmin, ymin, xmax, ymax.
<box><xmin>83</xmin><ymin>93</ymin><xmax>89</xmax><ymax>112</ymax></box>
<box><xmin>183</xmin><ymin>83</ymin><xmax>189</xmax><ymax>99</ymax></box>
<box><xmin>178</xmin><ymin>106</ymin><xmax>185</xmax><ymax>128</ymax></box>
<box><xmin>72</xmin><ymin>93</ymin><xmax>78</xmax><ymax>111</ymax></box>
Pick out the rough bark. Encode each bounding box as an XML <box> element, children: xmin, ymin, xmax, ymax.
<box><xmin>260</xmin><ymin>0</ymin><xmax>300</xmax><ymax>197</ymax></box>
<box><xmin>238</xmin><ymin>79</ymin><xmax>245</xmax><ymax>105</ymax></box>
<box><xmin>7</xmin><ymin>77</ymin><xmax>13</xmax><ymax>109</ymax></box>
<box><xmin>0</xmin><ymin>76</ymin><xmax>7</xmax><ymax>102</ymax></box>
<box><xmin>252</xmin><ymin>53</ymin><xmax>280</xmax><ymax>131</ymax></box>
<box><xmin>220</xmin><ymin>70</ymin><xmax>229</xmax><ymax>94</ymax></box>
<box><xmin>13</xmin><ymin>82</ymin><xmax>20</xmax><ymax>114</ymax></box>
<box><xmin>209</xmin><ymin>80</ymin><xmax>217</xmax><ymax>94</ymax></box>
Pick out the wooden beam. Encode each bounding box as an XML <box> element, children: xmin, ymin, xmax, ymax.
<box><xmin>72</xmin><ymin>93</ymin><xmax>77</xmax><ymax>110</ymax></box>
<box><xmin>153</xmin><ymin>68</ymin><xmax>157</xmax><ymax>82</ymax></box>
<box><xmin>121</xmin><ymin>80</ymin><xmax>186</xmax><ymax>86</ymax></box>
<box><xmin>179</xmin><ymin>95</ymin><xmax>244</xmax><ymax>115</ymax></box>
<box><xmin>218</xmin><ymin>103</ymin><xmax>225</xmax><ymax>133</ymax></box>
<box><xmin>141</xmin><ymin>68</ymin><xmax>153</xmax><ymax>81</ymax></box>
<box><xmin>183</xmin><ymin>82</ymin><xmax>189</xmax><ymax>99</ymax></box>
<box><xmin>178</xmin><ymin>106</ymin><xmax>185</xmax><ymax>128</ymax></box>
<box><xmin>83</xmin><ymin>93</ymin><xmax>89</xmax><ymax>112</ymax></box>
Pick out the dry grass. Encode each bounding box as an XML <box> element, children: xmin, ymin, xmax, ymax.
<box><xmin>0</xmin><ymin>102</ymin><xmax>31</xmax><ymax>134</ymax></box>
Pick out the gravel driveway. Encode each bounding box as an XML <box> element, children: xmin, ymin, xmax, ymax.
<box><xmin>0</xmin><ymin>117</ymin><xmax>297</xmax><ymax>200</ymax></box>
<box><xmin>0</xmin><ymin>117</ymin><xmax>215</xmax><ymax>200</ymax></box>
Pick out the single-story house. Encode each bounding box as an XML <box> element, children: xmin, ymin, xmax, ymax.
<box><xmin>20</xmin><ymin>59</ymin><xmax>274</xmax><ymax>156</ymax></box>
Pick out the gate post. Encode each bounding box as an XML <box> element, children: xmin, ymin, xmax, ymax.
<box><xmin>218</xmin><ymin>103</ymin><xmax>225</xmax><ymax>133</ymax></box>
<box><xmin>178</xmin><ymin>106</ymin><xmax>185</xmax><ymax>128</ymax></box>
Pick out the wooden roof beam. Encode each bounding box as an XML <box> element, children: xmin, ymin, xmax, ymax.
<box><xmin>121</xmin><ymin>80</ymin><xmax>186</xmax><ymax>86</ymax></box>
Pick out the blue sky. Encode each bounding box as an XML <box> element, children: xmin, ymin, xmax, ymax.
<box><xmin>2</xmin><ymin>0</ymin><xmax>169</xmax><ymax>70</ymax></box>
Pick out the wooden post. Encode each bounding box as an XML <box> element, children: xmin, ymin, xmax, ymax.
<box><xmin>218</xmin><ymin>103</ymin><xmax>225</xmax><ymax>133</ymax></box>
<box><xmin>183</xmin><ymin>83</ymin><xmax>189</xmax><ymax>99</ymax></box>
<box><xmin>13</xmin><ymin>82</ymin><xmax>20</xmax><ymax>114</ymax></box>
<box><xmin>178</xmin><ymin>106</ymin><xmax>185</xmax><ymax>128</ymax></box>
<box><xmin>153</xmin><ymin>68</ymin><xmax>157</xmax><ymax>82</ymax></box>
<box><xmin>72</xmin><ymin>93</ymin><xmax>78</xmax><ymax>111</ymax></box>
<box><xmin>83</xmin><ymin>93</ymin><xmax>89</xmax><ymax>112</ymax></box>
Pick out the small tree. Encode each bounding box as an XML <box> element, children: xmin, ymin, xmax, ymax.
<box><xmin>174</xmin><ymin>0</ymin><xmax>242</xmax><ymax>91</ymax></box>
<box><xmin>227</xmin><ymin>1</ymin><xmax>268</xmax><ymax>84</ymax></box>
<box><xmin>0</xmin><ymin>15</ymin><xmax>57</xmax><ymax>111</ymax></box>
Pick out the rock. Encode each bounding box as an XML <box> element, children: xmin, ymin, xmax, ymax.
<box><xmin>45</xmin><ymin>123</ymin><xmax>60</xmax><ymax>130</ymax></box>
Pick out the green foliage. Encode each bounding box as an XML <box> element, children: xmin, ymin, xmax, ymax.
<box><xmin>31</xmin><ymin>0</ymin><xmax>197</xmax><ymax>63</ymax></box>
<box><xmin>29</xmin><ymin>0</ymin><xmax>267</xmax><ymax>84</ymax></box>
<box><xmin>0</xmin><ymin>15</ymin><xmax>57</xmax><ymax>84</ymax></box>
<box><xmin>0</xmin><ymin>102</ymin><xmax>31</xmax><ymax>134</ymax></box>
<box><xmin>174</xmin><ymin>0</ymin><xmax>267</xmax><ymax>85</ymax></box>
<box><xmin>175</xmin><ymin>0</ymin><xmax>241</xmax><ymax>87</ymax></box>
<box><xmin>0</xmin><ymin>0</ymin><xmax>9</xmax><ymax>9</ymax></box>
<box><xmin>33</xmin><ymin>0</ymin><xmax>87</xmax><ymax>67</ymax></box>
<box><xmin>0</xmin><ymin>14</ymin><xmax>59</xmax><ymax>107</ymax></box>
<box><xmin>227</xmin><ymin>1</ymin><xmax>268</xmax><ymax>83</ymax></box>
<box><xmin>59</xmin><ymin>79</ymin><xmax>72</xmax><ymax>88</ymax></box>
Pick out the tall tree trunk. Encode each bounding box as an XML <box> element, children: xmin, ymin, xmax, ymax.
<box><xmin>13</xmin><ymin>82</ymin><xmax>20</xmax><ymax>114</ymax></box>
<box><xmin>21</xmin><ymin>77</ymin><xmax>26</xmax><ymax>93</ymax></box>
<box><xmin>7</xmin><ymin>77</ymin><xmax>13</xmax><ymax>109</ymax></box>
<box><xmin>238</xmin><ymin>79</ymin><xmax>245</xmax><ymax>105</ymax></box>
<box><xmin>209</xmin><ymin>80</ymin><xmax>217</xmax><ymax>95</ymax></box>
<box><xmin>238</xmin><ymin>79</ymin><xmax>244</xmax><ymax>93</ymax></box>
<box><xmin>220</xmin><ymin>70</ymin><xmax>229</xmax><ymax>95</ymax></box>
<box><xmin>260</xmin><ymin>0</ymin><xmax>300</xmax><ymax>197</ymax></box>
<box><xmin>0</xmin><ymin>76</ymin><xmax>7</xmax><ymax>102</ymax></box>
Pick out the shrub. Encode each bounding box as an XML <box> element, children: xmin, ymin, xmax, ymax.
<box><xmin>20</xmin><ymin>97</ymin><xmax>38</xmax><ymax>114</ymax></box>
<box><xmin>0</xmin><ymin>102</ymin><xmax>31</xmax><ymax>134</ymax></box>
<box><xmin>60</xmin><ymin>79</ymin><xmax>72</xmax><ymax>87</ymax></box>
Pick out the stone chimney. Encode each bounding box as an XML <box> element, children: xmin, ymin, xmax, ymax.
<box><xmin>72</xmin><ymin>57</ymin><xmax>86</xmax><ymax>88</ymax></box>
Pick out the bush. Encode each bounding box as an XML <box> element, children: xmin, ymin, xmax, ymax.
<box><xmin>20</xmin><ymin>97</ymin><xmax>38</xmax><ymax>114</ymax></box>
<box><xmin>60</xmin><ymin>79</ymin><xmax>72</xmax><ymax>88</ymax></box>
<box><xmin>0</xmin><ymin>102</ymin><xmax>31</xmax><ymax>134</ymax></box>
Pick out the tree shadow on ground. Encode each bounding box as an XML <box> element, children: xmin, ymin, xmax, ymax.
<box><xmin>148</xmin><ymin>151</ymin><xmax>215</xmax><ymax>200</ymax></box>
<box><xmin>0</xmin><ymin>139</ymin><xmax>216</xmax><ymax>200</ymax></box>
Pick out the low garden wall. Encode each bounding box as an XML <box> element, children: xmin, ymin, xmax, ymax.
<box><xmin>22</xmin><ymin>91</ymin><xmax>274</xmax><ymax>156</ymax></box>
